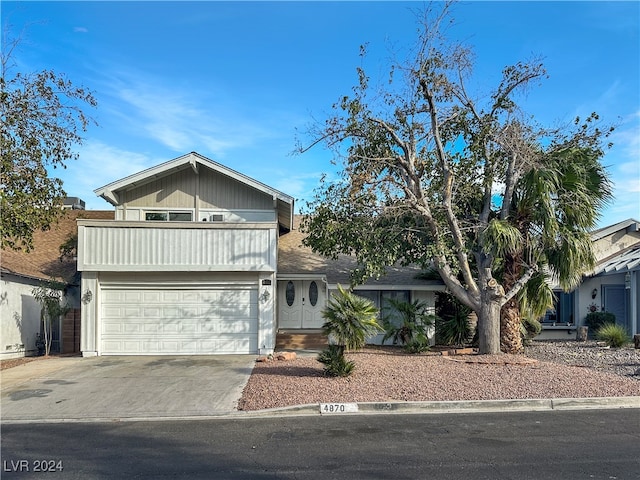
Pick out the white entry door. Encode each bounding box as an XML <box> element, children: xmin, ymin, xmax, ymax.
<box><xmin>278</xmin><ymin>280</ymin><xmax>325</xmax><ymax>329</ymax></box>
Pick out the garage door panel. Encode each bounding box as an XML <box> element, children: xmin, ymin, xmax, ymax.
<box><xmin>100</xmin><ymin>285</ymin><xmax>259</xmax><ymax>354</ymax></box>
<box><xmin>125</xmin><ymin>291</ymin><xmax>145</xmax><ymax>302</ymax></box>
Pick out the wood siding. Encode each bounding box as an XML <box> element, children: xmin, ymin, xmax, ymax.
<box><xmin>119</xmin><ymin>166</ymin><xmax>274</xmax><ymax>210</ymax></box>
<box><xmin>77</xmin><ymin>221</ymin><xmax>277</xmax><ymax>272</ymax></box>
<box><xmin>198</xmin><ymin>168</ymin><xmax>273</xmax><ymax>210</ymax></box>
<box><xmin>122</xmin><ymin>167</ymin><xmax>196</xmax><ymax>208</ymax></box>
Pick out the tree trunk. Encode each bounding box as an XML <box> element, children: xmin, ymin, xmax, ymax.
<box><xmin>500</xmin><ymin>299</ymin><xmax>524</xmax><ymax>354</ymax></box>
<box><xmin>500</xmin><ymin>249</ymin><xmax>525</xmax><ymax>354</ymax></box>
<box><xmin>478</xmin><ymin>299</ymin><xmax>501</xmax><ymax>354</ymax></box>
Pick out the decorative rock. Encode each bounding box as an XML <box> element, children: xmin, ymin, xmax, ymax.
<box><xmin>276</xmin><ymin>351</ymin><xmax>297</xmax><ymax>361</ymax></box>
<box><xmin>576</xmin><ymin>326</ymin><xmax>589</xmax><ymax>342</ymax></box>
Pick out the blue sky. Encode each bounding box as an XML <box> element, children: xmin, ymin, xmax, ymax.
<box><xmin>3</xmin><ymin>1</ymin><xmax>639</xmax><ymax>226</ymax></box>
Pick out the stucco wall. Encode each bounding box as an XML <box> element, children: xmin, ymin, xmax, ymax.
<box><xmin>0</xmin><ymin>275</ymin><xmax>42</xmax><ymax>358</ymax></box>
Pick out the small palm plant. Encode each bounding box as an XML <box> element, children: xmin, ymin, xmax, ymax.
<box><xmin>596</xmin><ymin>323</ymin><xmax>629</xmax><ymax>348</ymax></box>
<box><xmin>321</xmin><ymin>284</ymin><xmax>382</xmax><ymax>351</ymax></box>
<box><xmin>382</xmin><ymin>298</ymin><xmax>434</xmax><ymax>353</ymax></box>
<box><xmin>317</xmin><ymin>345</ymin><xmax>355</xmax><ymax>377</ymax></box>
<box><xmin>317</xmin><ymin>285</ymin><xmax>382</xmax><ymax>377</ymax></box>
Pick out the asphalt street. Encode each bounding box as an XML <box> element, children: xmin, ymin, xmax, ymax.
<box><xmin>2</xmin><ymin>409</ymin><xmax>639</xmax><ymax>479</ymax></box>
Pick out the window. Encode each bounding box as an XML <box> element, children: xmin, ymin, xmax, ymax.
<box><xmin>286</xmin><ymin>281</ymin><xmax>295</xmax><ymax>307</ymax></box>
<box><xmin>354</xmin><ymin>290</ymin><xmax>410</xmax><ymax>319</ymax></box>
<box><xmin>308</xmin><ymin>281</ymin><xmax>319</xmax><ymax>306</ymax></box>
<box><xmin>144</xmin><ymin>211</ymin><xmax>193</xmax><ymax>222</ymax></box>
<box><xmin>542</xmin><ymin>291</ymin><xmax>574</xmax><ymax>324</ymax></box>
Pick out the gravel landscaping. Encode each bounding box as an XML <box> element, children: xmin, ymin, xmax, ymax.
<box><xmin>237</xmin><ymin>341</ymin><xmax>640</xmax><ymax>411</ymax></box>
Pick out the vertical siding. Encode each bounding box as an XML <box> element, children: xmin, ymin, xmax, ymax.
<box><xmin>78</xmin><ymin>224</ymin><xmax>276</xmax><ymax>271</ymax></box>
<box><xmin>123</xmin><ymin>167</ymin><xmax>196</xmax><ymax>208</ymax></box>
<box><xmin>198</xmin><ymin>169</ymin><xmax>273</xmax><ymax>210</ymax></box>
<box><xmin>119</xmin><ymin>167</ymin><xmax>274</xmax><ymax>211</ymax></box>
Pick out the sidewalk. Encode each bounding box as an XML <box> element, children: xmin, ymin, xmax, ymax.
<box><xmin>1</xmin><ymin>355</ymin><xmax>638</xmax><ymax>424</ymax></box>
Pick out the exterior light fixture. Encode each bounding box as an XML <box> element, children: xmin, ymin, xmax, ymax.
<box><xmin>82</xmin><ymin>289</ymin><xmax>93</xmax><ymax>304</ymax></box>
<box><xmin>591</xmin><ymin>288</ymin><xmax>598</xmax><ymax>299</ymax></box>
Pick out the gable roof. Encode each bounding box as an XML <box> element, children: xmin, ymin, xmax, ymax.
<box><xmin>589</xmin><ymin>218</ymin><xmax>640</xmax><ymax>276</ymax></box>
<box><xmin>1</xmin><ymin>210</ymin><xmax>114</xmax><ymax>283</ymax></box>
<box><xmin>278</xmin><ymin>216</ymin><xmax>444</xmax><ymax>289</ymax></box>
<box><xmin>591</xmin><ymin>218</ymin><xmax>640</xmax><ymax>241</ymax></box>
<box><xmin>94</xmin><ymin>152</ymin><xmax>295</xmax><ymax>230</ymax></box>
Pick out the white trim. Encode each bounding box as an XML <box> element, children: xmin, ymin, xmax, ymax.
<box><xmin>77</xmin><ymin>219</ymin><xmax>277</xmax><ymax>230</ymax></box>
<box><xmin>329</xmin><ymin>283</ymin><xmax>446</xmax><ymax>291</ymax></box>
<box><xmin>94</xmin><ymin>152</ymin><xmax>294</xmax><ymax>208</ymax></box>
<box><xmin>591</xmin><ymin>218</ymin><xmax>640</xmax><ymax>241</ymax></box>
<box><xmin>278</xmin><ymin>274</ymin><xmax>328</xmax><ymax>281</ymax></box>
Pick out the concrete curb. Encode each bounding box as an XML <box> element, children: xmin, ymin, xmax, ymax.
<box><xmin>2</xmin><ymin>396</ymin><xmax>638</xmax><ymax>425</ymax></box>
<box><xmin>235</xmin><ymin>396</ymin><xmax>640</xmax><ymax>417</ymax></box>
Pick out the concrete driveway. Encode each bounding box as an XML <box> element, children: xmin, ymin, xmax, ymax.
<box><xmin>0</xmin><ymin>355</ymin><xmax>255</xmax><ymax>422</ymax></box>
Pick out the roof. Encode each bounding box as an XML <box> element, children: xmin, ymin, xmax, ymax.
<box><xmin>278</xmin><ymin>216</ymin><xmax>444</xmax><ymax>289</ymax></box>
<box><xmin>593</xmin><ymin>244</ymin><xmax>640</xmax><ymax>275</ymax></box>
<box><xmin>591</xmin><ymin>218</ymin><xmax>640</xmax><ymax>242</ymax></box>
<box><xmin>588</xmin><ymin>218</ymin><xmax>640</xmax><ymax>276</ymax></box>
<box><xmin>93</xmin><ymin>152</ymin><xmax>295</xmax><ymax>231</ymax></box>
<box><xmin>1</xmin><ymin>210</ymin><xmax>114</xmax><ymax>283</ymax></box>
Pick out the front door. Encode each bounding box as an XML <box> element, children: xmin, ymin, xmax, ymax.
<box><xmin>278</xmin><ymin>280</ymin><xmax>326</xmax><ymax>329</ymax></box>
<box><xmin>603</xmin><ymin>284</ymin><xmax>630</xmax><ymax>333</ymax></box>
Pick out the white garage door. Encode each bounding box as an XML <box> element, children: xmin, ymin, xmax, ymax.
<box><xmin>100</xmin><ymin>285</ymin><xmax>258</xmax><ymax>355</ymax></box>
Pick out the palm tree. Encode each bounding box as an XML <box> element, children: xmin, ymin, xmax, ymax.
<box><xmin>496</xmin><ymin>146</ymin><xmax>612</xmax><ymax>353</ymax></box>
<box><xmin>321</xmin><ymin>284</ymin><xmax>383</xmax><ymax>351</ymax></box>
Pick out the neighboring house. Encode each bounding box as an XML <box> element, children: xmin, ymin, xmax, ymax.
<box><xmin>539</xmin><ymin>218</ymin><xmax>640</xmax><ymax>339</ymax></box>
<box><xmin>78</xmin><ymin>152</ymin><xmax>444</xmax><ymax>356</ymax></box>
<box><xmin>1</xmin><ymin>208</ymin><xmax>113</xmax><ymax>358</ymax></box>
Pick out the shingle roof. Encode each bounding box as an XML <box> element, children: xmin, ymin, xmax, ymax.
<box><xmin>1</xmin><ymin>210</ymin><xmax>114</xmax><ymax>283</ymax></box>
<box><xmin>278</xmin><ymin>216</ymin><xmax>444</xmax><ymax>289</ymax></box>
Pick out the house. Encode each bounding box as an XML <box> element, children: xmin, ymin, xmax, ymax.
<box><xmin>1</xmin><ymin>209</ymin><xmax>113</xmax><ymax>358</ymax></box>
<box><xmin>538</xmin><ymin>218</ymin><xmax>640</xmax><ymax>339</ymax></box>
<box><xmin>77</xmin><ymin>152</ymin><xmax>444</xmax><ymax>356</ymax></box>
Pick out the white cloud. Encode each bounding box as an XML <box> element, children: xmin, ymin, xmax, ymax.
<box><xmin>98</xmin><ymin>69</ymin><xmax>278</xmax><ymax>159</ymax></box>
<box><xmin>73</xmin><ymin>27</ymin><xmax>88</xmax><ymax>33</ymax></box>
<box><xmin>57</xmin><ymin>141</ymin><xmax>159</xmax><ymax>210</ymax></box>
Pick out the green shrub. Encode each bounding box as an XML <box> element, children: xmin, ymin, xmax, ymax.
<box><xmin>382</xmin><ymin>298</ymin><xmax>434</xmax><ymax>353</ymax></box>
<box><xmin>317</xmin><ymin>345</ymin><xmax>355</xmax><ymax>377</ymax></box>
<box><xmin>521</xmin><ymin>316</ymin><xmax>542</xmax><ymax>345</ymax></box>
<box><xmin>596</xmin><ymin>323</ymin><xmax>629</xmax><ymax>348</ymax></box>
<box><xmin>585</xmin><ymin>311</ymin><xmax>615</xmax><ymax>332</ymax></box>
<box><xmin>321</xmin><ymin>285</ymin><xmax>382</xmax><ymax>351</ymax></box>
<box><xmin>435</xmin><ymin>292</ymin><xmax>474</xmax><ymax>346</ymax></box>
<box><xmin>403</xmin><ymin>336</ymin><xmax>431</xmax><ymax>354</ymax></box>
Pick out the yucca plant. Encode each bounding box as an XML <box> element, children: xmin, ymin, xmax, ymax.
<box><xmin>321</xmin><ymin>284</ymin><xmax>382</xmax><ymax>351</ymax></box>
<box><xmin>596</xmin><ymin>323</ymin><xmax>629</xmax><ymax>348</ymax></box>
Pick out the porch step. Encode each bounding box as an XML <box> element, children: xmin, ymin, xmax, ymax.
<box><xmin>276</xmin><ymin>331</ymin><xmax>327</xmax><ymax>351</ymax></box>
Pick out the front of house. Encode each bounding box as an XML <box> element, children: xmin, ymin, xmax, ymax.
<box><xmin>538</xmin><ymin>218</ymin><xmax>640</xmax><ymax>339</ymax></box>
<box><xmin>77</xmin><ymin>151</ymin><xmax>638</xmax><ymax>357</ymax></box>
<box><xmin>78</xmin><ymin>152</ymin><xmax>443</xmax><ymax>356</ymax></box>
